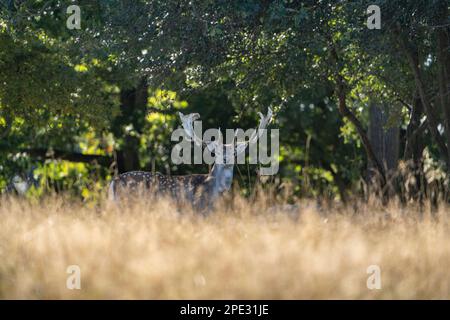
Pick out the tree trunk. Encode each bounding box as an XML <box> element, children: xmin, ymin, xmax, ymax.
<box><xmin>335</xmin><ymin>79</ymin><xmax>386</xmax><ymax>185</ymax></box>
<box><xmin>368</xmin><ymin>103</ymin><xmax>399</xmax><ymax>173</ymax></box>
<box><xmin>404</xmin><ymin>91</ymin><xmax>425</xmax><ymax>163</ymax></box>
<box><xmin>113</xmin><ymin>79</ymin><xmax>149</xmax><ymax>173</ymax></box>
<box><xmin>117</xmin><ymin>136</ymin><xmax>140</xmax><ymax>173</ymax></box>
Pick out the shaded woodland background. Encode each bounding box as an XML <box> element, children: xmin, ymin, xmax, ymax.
<box><xmin>1</xmin><ymin>0</ymin><xmax>450</xmax><ymax>204</ymax></box>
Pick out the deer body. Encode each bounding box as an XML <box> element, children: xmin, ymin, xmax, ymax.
<box><xmin>108</xmin><ymin>108</ymin><xmax>272</xmax><ymax>210</ymax></box>
<box><xmin>109</xmin><ymin>170</ymin><xmax>218</xmax><ymax>207</ymax></box>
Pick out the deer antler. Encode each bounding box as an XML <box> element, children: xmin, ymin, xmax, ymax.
<box><xmin>179</xmin><ymin>112</ymin><xmax>222</xmax><ymax>153</ymax></box>
<box><xmin>235</xmin><ymin>107</ymin><xmax>273</xmax><ymax>155</ymax></box>
<box><xmin>179</xmin><ymin>112</ymin><xmax>204</xmax><ymax>146</ymax></box>
<box><xmin>180</xmin><ymin>107</ymin><xmax>273</xmax><ymax>156</ymax></box>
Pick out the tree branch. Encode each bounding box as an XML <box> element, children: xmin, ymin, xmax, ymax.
<box><xmin>147</xmin><ymin>106</ymin><xmax>178</xmax><ymax>115</ymax></box>
<box><xmin>21</xmin><ymin>148</ymin><xmax>113</xmax><ymax>166</ymax></box>
<box><xmin>436</xmin><ymin>2</ymin><xmax>450</xmax><ymax>166</ymax></box>
<box><xmin>394</xmin><ymin>24</ymin><xmax>450</xmax><ymax>168</ymax></box>
<box><xmin>326</xmin><ymin>36</ymin><xmax>387</xmax><ymax>184</ymax></box>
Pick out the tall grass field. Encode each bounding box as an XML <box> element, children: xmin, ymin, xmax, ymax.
<box><xmin>0</xmin><ymin>195</ymin><xmax>449</xmax><ymax>299</ymax></box>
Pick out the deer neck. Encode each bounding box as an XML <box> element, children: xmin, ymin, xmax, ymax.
<box><xmin>209</xmin><ymin>162</ymin><xmax>235</xmax><ymax>195</ymax></box>
<box><xmin>208</xmin><ymin>163</ymin><xmax>224</xmax><ymax>198</ymax></box>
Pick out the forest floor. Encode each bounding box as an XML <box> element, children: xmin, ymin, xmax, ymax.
<box><xmin>0</xmin><ymin>196</ymin><xmax>449</xmax><ymax>299</ymax></box>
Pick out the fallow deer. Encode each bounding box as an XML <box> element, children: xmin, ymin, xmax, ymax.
<box><xmin>108</xmin><ymin>108</ymin><xmax>272</xmax><ymax>209</ymax></box>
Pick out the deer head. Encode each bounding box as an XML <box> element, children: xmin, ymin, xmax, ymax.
<box><xmin>178</xmin><ymin>108</ymin><xmax>273</xmax><ymax>194</ymax></box>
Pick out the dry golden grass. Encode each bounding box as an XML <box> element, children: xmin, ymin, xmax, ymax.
<box><xmin>0</xmin><ymin>195</ymin><xmax>449</xmax><ymax>299</ymax></box>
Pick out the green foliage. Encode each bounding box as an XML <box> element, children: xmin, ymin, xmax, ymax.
<box><xmin>1</xmin><ymin>1</ymin><xmax>449</xmax><ymax>201</ymax></box>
